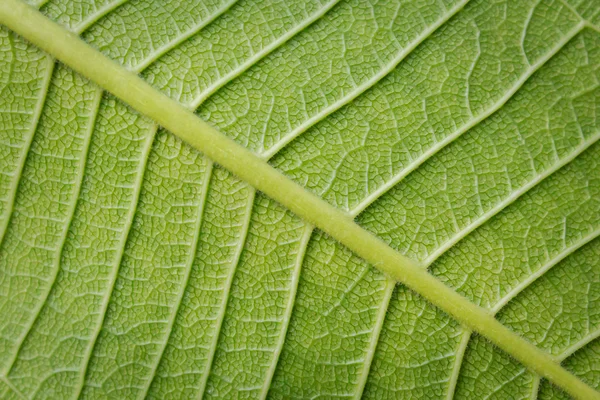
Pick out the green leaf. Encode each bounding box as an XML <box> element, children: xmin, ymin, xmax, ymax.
<box><xmin>0</xmin><ymin>0</ymin><xmax>599</xmax><ymax>399</ymax></box>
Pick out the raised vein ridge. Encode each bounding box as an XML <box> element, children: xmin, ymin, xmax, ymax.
<box><xmin>1</xmin><ymin>2</ymin><xmax>598</xmax><ymax>399</ymax></box>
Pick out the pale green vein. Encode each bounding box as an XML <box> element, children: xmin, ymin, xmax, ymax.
<box><xmin>73</xmin><ymin>123</ymin><xmax>157</xmax><ymax>400</ymax></box>
<box><xmin>74</xmin><ymin>0</ymin><xmax>237</xmax><ymax>72</ymax></box>
<box><xmin>557</xmin><ymin>326</ymin><xmax>600</xmax><ymax>362</ymax></box>
<box><xmin>188</xmin><ymin>0</ymin><xmax>343</xmax><ymax>110</ymax></box>
<box><xmin>427</xmin><ymin>131</ymin><xmax>600</xmax><ymax>267</ymax></box>
<box><xmin>259</xmin><ymin>0</ymin><xmax>469</xmax><ymax>160</ymax></box>
<box><xmin>2</xmin><ymin>86</ymin><xmax>102</xmax><ymax>378</ymax></box>
<box><xmin>354</xmin><ymin>279</ymin><xmax>395</xmax><ymax>400</ymax></box>
<box><xmin>71</xmin><ymin>0</ymin><xmax>131</xmax><ymax>34</ymax></box>
<box><xmin>2</xmin><ymin>3</ymin><xmax>597</xmax><ymax>399</ymax></box>
<box><xmin>559</xmin><ymin>0</ymin><xmax>600</xmax><ymax>30</ymax></box>
<box><xmin>0</xmin><ymin>55</ymin><xmax>53</xmax><ymax>245</ymax></box>
<box><xmin>0</xmin><ymin>376</ymin><xmax>25</xmax><ymax>400</ymax></box>
<box><xmin>260</xmin><ymin>222</ymin><xmax>314</xmax><ymax>400</ymax></box>
<box><xmin>447</xmin><ymin>226</ymin><xmax>600</xmax><ymax>399</ymax></box>
<box><xmin>198</xmin><ymin>187</ymin><xmax>256</xmax><ymax>400</ymax></box>
<box><xmin>130</xmin><ymin>0</ymin><xmax>238</xmax><ymax>73</ymax></box>
<box><xmin>446</xmin><ymin>328</ymin><xmax>473</xmax><ymax>400</ymax></box>
<box><xmin>142</xmin><ymin>160</ymin><xmax>215</xmax><ymax>400</ymax></box>
<box><xmin>521</xmin><ymin>0</ymin><xmax>540</xmax><ymax>67</ymax></box>
<box><xmin>352</xmin><ymin>20</ymin><xmax>586</xmax><ymax>215</ymax></box>
<box><xmin>489</xmin><ymin>227</ymin><xmax>600</xmax><ymax>315</ymax></box>
<box><xmin>588</xmin><ymin>22</ymin><xmax>600</xmax><ymax>34</ymax></box>
<box><xmin>528</xmin><ymin>377</ymin><xmax>541</xmax><ymax>400</ymax></box>
<box><xmin>485</xmin><ymin>369</ymin><xmax>529</xmax><ymax>400</ymax></box>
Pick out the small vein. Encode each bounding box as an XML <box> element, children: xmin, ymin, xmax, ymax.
<box><xmin>465</xmin><ymin>21</ymin><xmax>481</xmax><ymax>117</ymax></box>
<box><xmin>521</xmin><ymin>0</ymin><xmax>542</xmax><ymax>66</ymax></box>
<box><xmin>0</xmin><ymin>56</ymin><xmax>54</xmax><ymax>246</ymax></box>
<box><xmin>489</xmin><ymin>227</ymin><xmax>600</xmax><ymax>315</ymax></box>
<box><xmin>131</xmin><ymin>0</ymin><xmax>238</xmax><ymax>74</ymax></box>
<box><xmin>351</xmin><ymin>20</ymin><xmax>586</xmax><ymax>216</ymax></box>
<box><xmin>73</xmin><ymin>0</ymin><xmax>131</xmax><ymax>35</ymax></box>
<box><xmin>0</xmin><ymin>376</ymin><xmax>26</xmax><ymax>400</ymax></box>
<box><xmin>141</xmin><ymin>160</ymin><xmax>215</xmax><ymax>399</ymax></box>
<box><xmin>425</xmin><ymin>130</ymin><xmax>600</xmax><ymax>266</ymax></box>
<box><xmin>4</xmin><ymin>87</ymin><xmax>103</xmax><ymax>377</ymax></box>
<box><xmin>557</xmin><ymin>326</ymin><xmax>600</xmax><ymax>362</ymax></box>
<box><xmin>198</xmin><ymin>188</ymin><xmax>256</xmax><ymax>400</ymax></box>
<box><xmin>445</xmin><ymin>329</ymin><xmax>473</xmax><ymax>400</ymax></box>
<box><xmin>73</xmin><ymin>123</ymin><xmax>157</xmax><ymax>399</ymax></box>
<box><xmin>188</xmin><ymin>0</ymin><xmax>343</xmax><ymax>110</ymax></box>
<box><xmin>260</xmin><ymin>0</ymin><xmax>470</xmax><ymax>160</ymax></box>
<box><xmin>527</xmin><ymin>376</ymin><xmax>541</xmax><ymax>400</ymax></box>
<box><xmin>259</xmin><ymin>223</ymin><xmax>314</xmax><ymax>400</ymax></box>
<box><xmin>353</xmin><ymin>279</ymin><xmax>395</xmax><ymax>399</ymax></box>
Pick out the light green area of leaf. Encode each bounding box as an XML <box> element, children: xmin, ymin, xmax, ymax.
<box><xmin>0</xmin><ymin>0</ymin><xmax>599</xmax><ymax>399</ymax></box>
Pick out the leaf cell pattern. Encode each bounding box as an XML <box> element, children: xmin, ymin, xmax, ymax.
<box><xmin>0</xmin><ymin>0</ymin><xmax>600</xmax><ymax>399</ymax></box>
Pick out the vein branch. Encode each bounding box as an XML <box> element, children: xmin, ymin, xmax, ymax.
<box><xmin>1</xmin><ymin>3</ymin><xmax>598</xmax><ymax>399</ymax></box>
<box><xmin>3</xmin><ymin>86</ymin><xmax>103</xmax><ymax>377</ymax></box>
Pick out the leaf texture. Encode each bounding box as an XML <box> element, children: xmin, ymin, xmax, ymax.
<box><xmin>0</xmin><ymin>0</ymin><xmax>600</xmax><ymax>399</ymax></box>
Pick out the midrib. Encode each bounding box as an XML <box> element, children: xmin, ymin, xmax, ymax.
<box><xmin>1</xmin><ymin>2</ymin><xmax>599</xmax><ymax>400</ymax></box>
<box><xmin>196</xmin><ymin>3</ymin><xmax>469</xmax><ymax>395</ymax></box>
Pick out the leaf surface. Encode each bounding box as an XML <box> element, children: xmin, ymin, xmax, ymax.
<box><xmin>0</xmin><ymin>0</ymin><xmax>600</xmax><ymax>399</ymax></box>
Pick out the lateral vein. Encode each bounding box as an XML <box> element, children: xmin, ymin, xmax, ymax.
<box><xmin>142</xmin><ymin>160</ymin><xmax>215</xmax><ymax>399</ymax></box>
<box><xmin>74</xmin><ymin>123</ymin><xmax>157</xmax><ymax>400</ymax></box>
<box><xmin>188</xmin><ymin>0</ymin><xmax>343</xmax><ymax>110</ymax></box>
<box><xmin>1</xmin><ymin>3</ymin><xmax>598</xmax><ymax>399</ymax></box>
<box><xmin>0</xmin><ymin>55</ymin><xmax>54</xmax><ymax>245</ymax></box>
<box><xmin>351</xmin><ymin>21</ymin><xmax>586</xmax><ymax>215</ymax></box>
<box><xmin>260</xmin><ymin>222</ymin><xmax>314</xmax><ymax>400</ymax></box>
<box><xmin>260</xmin><ymin>0</ymin><xmax>469</xmax><ymax>160</ymax></box>
<box><xmin>4</xmin><ymin>86</ymin><xmax>103</xmax><ymax>377</ymax></box>
<box><xmin>198</xmin><ymin>187</ymin><xmax>256</xmax><ymax>400</ymax></box>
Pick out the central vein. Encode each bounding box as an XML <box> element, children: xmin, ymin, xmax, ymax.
<box><xmin>0</xmin><ymin>1</ymin><xmax>598</xmax><ymax>399</ymax></box>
